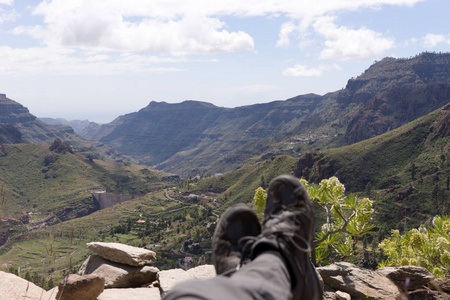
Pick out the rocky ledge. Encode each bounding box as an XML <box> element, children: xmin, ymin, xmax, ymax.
<box><xmin>2</xmin><ymin>242</ymin><xmax>449</xmax><ymax>300</ymax></box>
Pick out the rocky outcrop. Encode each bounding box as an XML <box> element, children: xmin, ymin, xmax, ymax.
<box><xmin>55</xmin><ymin>274</ymin><xmax>104</xmax><ymax>300</ymax></box>
<box><xmin>317</xmin><ymin>262</ymin><xmax>450</xmax><ymax>300</ymax></box>
<box><xmin>376</xmin><ymin>265</ymin><xmax>434</xmax><ymax>290</ymax></box>
<box><xmin>79</xmin><ymin>254</ymin><xmax>159</xmax><ymax>288</ymax></box>
<box><xmin>26</xmin><ymin>214</ymin><xmax>60</xmax><ymax>231</ymax></box>
<box><xmin>87</xmin><ymin>242</ymin><xmax>156</xmax><ymax>266</ymax></box>
<box><xmin>318</xmin><ymin>262</ymin><xmax>401</xmax><ymax>299</ymax></box>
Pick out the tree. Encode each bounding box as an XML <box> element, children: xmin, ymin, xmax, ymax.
<box><xmin>253</xmin><ymin>176</ymin><xmax>374</xmax><ymax>266</ymax></box>
<box><xmin>411</xmin><ymin>163</ymin><xmax>416</xmax><ymax>181</ymax></box>
<box><xmin>253</xmin><ymin>187</ymin><xmax>266</xmax><ymax>218</ymax></box>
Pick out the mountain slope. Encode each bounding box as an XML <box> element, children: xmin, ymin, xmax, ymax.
<box><xmin>295</xmin><ymin>103</ymin><xmax>450</xmax><ymax>229</ymax></box>
<box><xmin>39</xmin><ymin>118</ymin><xmax>92</xmax><ymax>134</ymax></box>
<box><xmin>80</xmin><ymin>52</ymin><xmax>450</xmax><ymax>175</ymax></box>
<box><xmin>82</xmin><ymin>95</ymin><xmax>324</xmax><ymax>172</ymax></box>
<box><xmin>0</xmin><ymin>93</ymin><xmax>80</xmax><ymax>144</ymax></box>
<box><xmin>344</xmin><ymin>83</ymin><xmax>450</xmax><ymax>143</ymax></box>
<box><xmin>0</xmin><ymin>94</ymin><xmax>138</xmax><ymax>164</ymax></box>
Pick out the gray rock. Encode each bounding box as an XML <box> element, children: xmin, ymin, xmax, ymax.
<box><xmin>429</xmin><ymin>278</ymin><xmax>450</xmax><ymax>292</ymax></box>
<box><xmin>157</xmin><ymin>269</ymin><xmax>193</xmax><ymax>294</ymax></box>
<box><xmin>79</xmin><ymin>254</ymin><xmax>159</xmax><ymax>288</ymax></box>
<box><xmin>376</xmin><ymin>265</ymin><xmax>434</xmax><ymax>290</ymax></box>
<box><xmin>317</xmin><ymin>262</ymin><xmax>401</xmax><ymax>300</ymax></box>
<box><xmin>56</xmin><ymin>273</ymin><xmax>105</xmax><ymax>300</ymax></box>
<box><xmin>87</xmin><ymin>242</ymin><xmax>156</xmax><ymax>266</ymax></box>
<box><xmin>158</xmin><ymin>265</ymin><xmax>216</xmax><ymax>293</ymax></box>
<box><xmin>186</xmin><ymin>264</ymin><xmax>216</xmax><ymax>280</ymax></box>
<box><xmin>0</xmin><ymin>271</ymin><xmax>47</xmax><ymax>300</ymax></box>
<box><xmin>407</xmin><ymin>288</ymin><xmax>444</xmax><ymax>300</ymax></box>
<box><xmin>335</xmin><ymin>290</ymin><xmax>351</xmax><ymax>300</ymax></box>
<box><xmin>322</xmin><ymin>291</ymin><xmax>338</xmax><ymax>299</ymax></box>
<box><xmin>98</xmin><ymin>287</ymin><xmax>161</xmax><ymax>300</ymax></box>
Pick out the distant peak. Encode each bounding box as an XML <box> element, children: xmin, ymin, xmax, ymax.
<box><xmin>142</xmin><ymin>100</ymin><xmax>217</xmax><ymax>111</ymax></box>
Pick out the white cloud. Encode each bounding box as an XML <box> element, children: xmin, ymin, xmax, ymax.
<box><xmin>276</xmin><ymin>21</ymin><xmax>296</xmax><ymax>47</ymax></box>
<box><xmin>313</xmin><ymin>16</ymin><xmax>394</xmax><ymax>60</ymax></box>
<box><xmin>0</xmin><ymin>46</ymin><xmax>186</xmax><ymax>75</ymax></box>
<box><xmin>16</xmin><ymin>1</ymin><xmax>255</xmax><ymax>55</ymax></box>
<box><xmin>85</xmin><ymin>54</ymin><xmax>110</xmax><ymax>62</ymax></box>
<box><xmin>0</xmin><ymin>7</ymin><xmax>17</xmax><ymax>24</ymax></box>
<box><xmin>3</xmin><ymin>0</ymin><xmax>425</xmax><ymax>76</ymax></box>
<box><xmin>422</xmin><ymin>34</ymin><xmax>448</xmax><ymax>48</ymax></box>
<box><xmin>12</xmin><ymin>0</ymin><xmax>422</xmax><ymax>56</ymax></box>
<box><xmin>282</xmin><ymin>64</ymin><xmax>340</xmax><ymax>77</ymax></box>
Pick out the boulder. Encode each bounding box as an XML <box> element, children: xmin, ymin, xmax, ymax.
<box><xmin>322</xmin><ymin>291</ymin><xmax>338</xmax><ymax>299</ymax></box>
<box><xmin>79</xmin><ymin>254</ymin><xmax>159</xmax><ymax>288</ymax></box>
<box><xmin>186</xmin><ymin>264</ymin><xmax>216</xmax><ymax>280</ymax></box>
<box><xmin>376</xmin><ymin>265</ymin><xmax>434</xmax><ymax>290</ymax></box>
<box><xmin>158</xmin><ymin>265</ymin><xmax>216</xmax><ymax>293</ymax></box>
<box><xmin>157</xmin><ymin>269</ymin><xmax>193</xmax><ymax>293</ymax></box>
<box><xmin>97</xmin><ymin>287</ymin><xmax>161</xmax><ymax>300</ymax></box>
<box><xmin>407</xmin><ymin>288</ymin><xmax>444</xmax><ymax>300</ymax></box>
<box><xmin>0</xmin><ymin>271</ymin><xmax>47</xmax><ymax>300</ymax></box>
<box><xmin>429</xmin><ymin>278</ymin><xmax>450</xmax><ymax>292</ymax></box>
<box><xmin>335</xmin><ymin>290</ymin><xmax>351</xmax><ymax>300</ymax></box>
<box><xmin>317</xmin><ymin>262</ymin><xmax>401</xmax><ymax>300</ymax></box>
<box><xmin>56</xmin><ymin>273</ymin><xmax>104</xmax><ymax>300</ymax></box>
<box><xmin>87</xmin><ymin>242</ymin><xmax>156</xmax><ymax>266</ymax></box>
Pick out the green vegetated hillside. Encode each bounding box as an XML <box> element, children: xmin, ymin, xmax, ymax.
<box><xmin>81</xmin><ymin>52</ymin><xmax>450</xmax><ymax>176</ymax></box>
<box><xmin>0</xmin><ymin>146</ymin><xmax>297</xmax><ymax>286</ymax></box>
<box><xmin>295</xmin><ymin>103</ymin><xmax>450</xmax><ymax>231</ymax></box>
<box><xmin>0</xmin><ymin>142</ymin><xmax>178</xmax><ymax>271</ymax></box>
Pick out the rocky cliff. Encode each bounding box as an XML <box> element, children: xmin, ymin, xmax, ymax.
<box><xmin>344</xmin><ymin>82</ymin><xmax>450</xmax><ymax>144</ymax></box>
<box><xmin>0</xmin><ymin>93</ymin><xmax>78</xmax><ymax>144</ymax></box>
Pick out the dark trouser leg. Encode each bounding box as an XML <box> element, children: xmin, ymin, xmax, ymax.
<box><xmin>162</xmin><ymin>251</ymin><xmax>291</xmax><ymax>300</ymax></box>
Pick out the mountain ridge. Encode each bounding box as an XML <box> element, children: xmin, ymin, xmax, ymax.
<box><xmin>78</xmin><ymin>52</ymin><xmax>450</xmax><ymax>176</ymax></box>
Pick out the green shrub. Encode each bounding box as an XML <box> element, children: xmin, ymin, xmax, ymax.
<box><xmin>254</xmin><ymin>176</ymin><xmax>375</xmax><ymax>265</ymax></box>
<box><xmin>378</xmin><ymin>215</ymin><xmax>450</xmax><ymax>278</ymax></box>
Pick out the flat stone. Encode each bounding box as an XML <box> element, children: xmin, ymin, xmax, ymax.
<box><xmin>376</xmin><ymin>266</ymin><xmax>434</xmax><ymax>290</ymax></box>
<box><xmin>98</xmin><ymin>287</ymin><xmax>161</xmax><ymax>300</ymax></box>
<box><xmin>0</xmin><ymin>271</ymin><xmax>47</xmax><ymax>300</ymax></box>
<box><xmin>87</xmin><ymin>242</ymin><xmax>156</xmax><ymax>266</ymax></box>
<box><xmin>186</xmin><ymin>264</ymin><xmax>216</xmax><ymax>280</ymax></box>
<box><xmin>157</xmin><ymin>265</ymin><xmax>215</xmax><ymax>293</ymax></box>
<box><xmin>157</xmin><ymin>269</ymin><xmax>193</xmax><ymax>294</ymax></box>
<box><xmin>79</xmin><ymin>254</ymin><xmax>159</xmax><ymax>288</ymax></box>
<box><xmin>56</xmin><ymin>274</ymin><xmax>104</xmax><ymax>300</ymax></box>
<box><xmin>317</xmin><ymin>262</ymin><xmax>401</xmax><ymax>300</ymax></box>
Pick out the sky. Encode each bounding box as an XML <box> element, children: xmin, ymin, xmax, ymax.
<box><xmin>0</xmin><ymin>0</ymin><xmax>449</xmax><ymax>123</ymax></box>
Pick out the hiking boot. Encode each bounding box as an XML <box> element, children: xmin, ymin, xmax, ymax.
<box><xmin>212</xmin><ymin>203</ymin><xmax>261</xmax><ymax>276</ymax></box>
<box><xmin>251</xmin><ymin>175</ymin><xmax>323</xmax><ymax>300</ymax></box>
